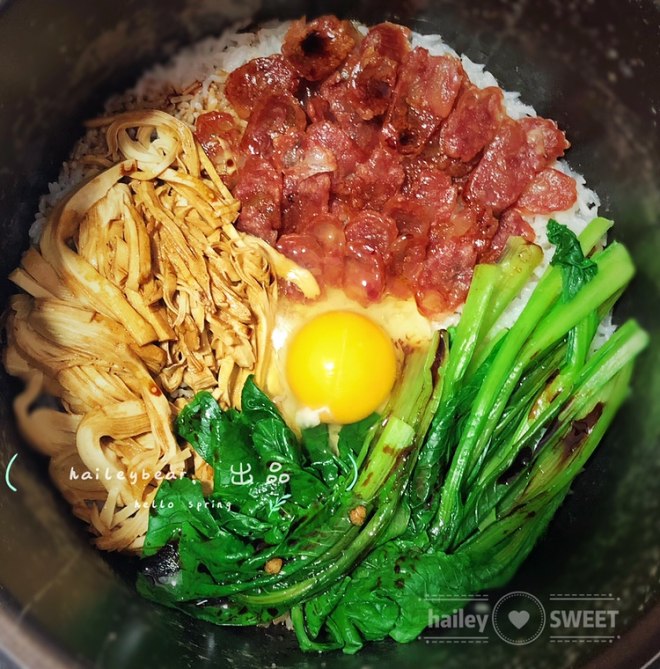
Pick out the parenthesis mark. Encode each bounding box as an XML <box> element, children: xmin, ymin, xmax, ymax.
<box><xmin>5</xmin><ymin>453</ymin><xmax>18</xmax><ymax>492</ymax></box>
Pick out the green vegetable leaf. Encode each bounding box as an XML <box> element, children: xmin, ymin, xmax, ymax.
<box><xmin>241</xmin><ymin>377</ymin><xmax>300</xmax><ymax>464</ymax></box>
<box><xmin>301</xmin><ymin>423</ymin><xmax>340</xmax><ymax>486</ymax></box>
<box><xmin>548</xmin><ymin>219</ymin><xmax>598</xmax><ymax>300</ymax></box>
<box><xmin>142</xmin><ymin>477</ymin><xmax>218</xmax><ymax>557</ymax></box>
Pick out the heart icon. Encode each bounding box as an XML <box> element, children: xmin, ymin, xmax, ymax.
<box><xmin>508</xmin><ymin>610</ymin><xmax>530</xmax><ymax>629</ymax></box>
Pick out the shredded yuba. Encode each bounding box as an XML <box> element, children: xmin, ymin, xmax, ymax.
<box><xmin>4</xmin><ymin>110</ymin><xmax>317</xmax><ymax>552</ymax></box>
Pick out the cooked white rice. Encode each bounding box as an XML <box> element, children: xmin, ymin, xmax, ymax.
<box><xmin>28</xmin><ymin>19</ymin><xmax>614</xmax><ymax>343</ymax></box>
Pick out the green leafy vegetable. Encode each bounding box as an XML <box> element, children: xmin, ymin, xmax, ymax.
<box><xmin>138</xmin><ymin>219</ymin><xmax>647</xmax><ymax>654</ymax></box>
<box><xmin>548</xmin><ymin>218</ymin><xmax>599</xmax><ymax>300</ymax></box>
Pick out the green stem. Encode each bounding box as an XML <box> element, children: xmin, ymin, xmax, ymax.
<box><xmin>523</xmin><ymin>243</ymin><xmax>634</xmax><ymax>358</ymax></box>
<box><xmin>505</xmin><ymin>360</ymin><xmax>635</xmax><ymax>508</ymax></box>
<box><xmin>429</xmin><ymin>225</ymin><xmax>631</xmax><ymax>547</ymax></box>
<box><xmin>409</xmin><ymin>264</ymin><xmax>500</xmax><ymax>509</ymax></box>
<box><xmin>482</xmin><ymin>238</ymin><xmax>544</xmax><ymax>333</ymax></box>
<box><xmin>443</xmin><ymin>263</ymin><xmax>500</xmax><ymax>390</ymax></box>
<box><xmin>354</xmin><ymin>418</ymin><xmax>414</xmax><ymax>500</ymax></box>
<box><xmin>456</xmin><ymin>319</ymin><xmax>645</xmax><ymax>547</ymax></box>
<box><xmin>232</xmin><ymin>475</ymin><xmax>403</xmax><ymax>608</ymax></box>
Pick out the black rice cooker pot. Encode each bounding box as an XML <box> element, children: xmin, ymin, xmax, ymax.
<box><xmin>0</xmin><ymin>0</ymin><xmax>658</xmax><ymax>667</ymax></box>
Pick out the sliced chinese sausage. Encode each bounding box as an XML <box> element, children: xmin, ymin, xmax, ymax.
<box><xmin>304</xmin><ymin>121</ymin><xmax>366</xmax><ymax>185</ymax></box>
<box><xmin>194</xmin><ymin>111</ymin><xmax>242</xmax><ymax>183</ymax></box>
<box><xmin>385</xmin><ymin>197</ymin><xmax>433</xmax><ymax>239</ymax></box>
<box><xmin>233</xmin><ymin>156</ymin><xmax>282</xmax><ymax>244</ymax></box>
<box><xmin>282</xmin><ymin>15</ymin><xmax>360</xmax><ymax>81</ymax></box>
<box><xmin>222</xmin><ymin>18</ymin><xmax>578</xmax><ymax>318</ymax></box>
<box><xmin>480</xmin><ymin>208</ymin><xmax>537</xmax><ymax>263</ymax></box>
<box><xmin>306</xmin><ymin>213</ymin><xmax>346</xmax><ymax>251</ymax></box>
<box><xmin>276</xmin><ymin>233</ymin><xmax>324</xmax><ymax>279</ymax></box>
<box><xmin>414</xmin><ymin>132</ymin><xmax>480</xmax><ymax>180</ymax></box>
<box><xmin>271</xmin><ymin>129</ymin><xmax>305</xmax><ymax>172</ymax></box>
<box><xmin>409</xmin><ymin>167</ymin><xmax>457</xmax><ymax>217</ymax></box>
<box><xmin>351</xmin><ymin>22</ymin><xmax>412</xmax><ymax>121</ymax></box>
<box><xmin>239</xmin><ymin>93</ymin><xmax>307</xmax><ymax>158</ymax></box>
<box><xmin>384</xmin><ymin>48</ymin><xmax>464</xmax><ymax>154</ymax></box>
<box><xmin>343</xmin><ymin>242</ymin><xmax>386</xmax><ymax>305</ymax></box>
<box><xmin>344</xmin><ymin>210</ymin><xmax>398</xmax><ymax>258</ymax></box>
<box><xmin>440</xmin><ymin>84</ymin><xmax>505</xmax><ymax>162</ymax></box>
<box><xmin>317</xmin><ymin>77</ymin><xmax>383</xmax><ymax>152</ymax></box>
<box><xmin>517</xmin><ymin>167</ymin><xmax>578</xmax><ymax>214</ymax></box>
<box><xmin>279</xmin><ymin>131</ymin><xmax>337</xmax><ymax>232</ymax></box>
<box><xmin>387</xmin><ymin>236</ymin><xmax>427</xmax><ymax>298</ymax></box>
<box><xmin>225</xmin><ymin>55</ymin><xmax>300</xmax><ymax>119</ymax></box>
<box><xmin>319</xmin><ymin>22</ymin><xmax>411</xmax><ymax>132</ymax></box>
<box><xmin>385</xmin><ymin>168</ymin><xmax>457</xmax><ymax>240</ymax></box>
<box><xmin>519</xmin><ymin>117</ymin><xmax>570</xmax><ymax>171</ymax></box>
<box><xmin>302</xmin><ymin>90</ymin><xmax>331</xmax><ymax>124</ymax></box>
<box><xmin>283</xmin><ymin>137</ymin><xmax>337</xmax><ymax>183</ymax></box>
<box><xmin>415</xmin><ymin>238</ymin><xmax>479</xmax><ymax>315</ymax></box>
<box><xmin>282</xmin><ymin>173</ymin><xmax>332</xmax><ymax>233</ymax></box>
<box><xmin>464</xmin><ymin>119</ymin><xmax>527</xmax><ymax>213</ymax></box>
<box><xmin>464</xmin><ymin>117</ymin><xmax>570</xmax><ymax>214</ymax></box>
<box><xmin>304</xmin><ymin>214</ymin><xmax>347</xmax><ymax>285</ymax></box>
<box><xmin>428</xmin><ymin>199</ymin><xmax>492</xmax><ymax>250</ymax></box>
<box><xmin>335</xmin><ymin>144</ymin><xmax>405</xmax><ymax>210</ymax></box>
<box><xmin>194</xmin><ymin>111</ymin><xmax>242</xmax><ymax>160</ymax></box>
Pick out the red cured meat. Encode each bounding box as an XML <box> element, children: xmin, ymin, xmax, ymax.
<box><xmin>282</xmin><ymin>15</ymin><xmax>359</xmax><ymax>81</ymax></box>
<box><xmin>480</xmin><ymin>208</ymin><xmax>537</xmax><ymax>263</ymax></box>
<box><xmin>240</xmin><ymin>94</ymin><xmax>307</xmax><ymax>158</ymax></box>
<box><xmin>279</xmin><ymin>127</ymin><xmax>338</xmax><ymax>230</ymax></box>
<box><xmin>317</xmin><ymin>23</ymin><xmax>410</xmax><ymax>151</ymax></box>
<box><xmin>440</xmin><ymin>84</ymin><xmax>505</xmax><ymax>162</ymax></box>
<box><xmin>305</xmin><ymin>213</ymin><xmax>347</xmax><ymax>285</ymax></box>
<box><xmin>426</xmin><ymin>199</ymin><xmax>499</xmax><ymax>271</ymax></box>
<box><xmin>225</xmin><ymin>56</ymin><xmax>300</xmax><ymax>119</ymax></box>
<box><xmin>384</xmin><ymin>48</ymin><xmax>464</xmax><ymax>154</ymax></box>
<box><xmin>387</xmin><ymin>236</ymin><xmax>427</xmax><ymax>298</ymax></box>
<box><xmin>343</xmin><ymin>241</ymin><xmax>386</xmax><ymax>305</ymax></box>
<box><xmin>194</xmin><ymin>111</ymin><xmax>242</xmax><ymax>169</ymax></box>
<box><xmin>335</xmin><ymin>144</ymin><xmax>405</xmax><ymax>209</ymax></box>
<box><xmin>271</xmin><ymin>129</ymin><xmax>305</xmax><ymax>172</ymax></box>
<box><xmin>283</xmin><ymin>137</ymin><xmax>337</xmax><ymax>182</ymax></box>
<box><xmin>276</xmin><ymin>233</ymin><xmax>324</xmax><ymax>279</ymax></box>
<box><xmin>404</xmin><ymin>149</ymin><xmax>478</xmax><ymax>186</ymax></box>
<box><xmin>233</xmin><ymin>156</ymin><xmax>283</xmax><ymax>243</ymax></box>
<box><xmin>212</xmin><ymin>18</ymin><xmax>579</xmax><ymax>317</ymax></box>
<box><xmin>410</xmin><ymin>167</ymin><xmax>457</xmax><ymax>214</ymax></box>
<box><xmin>519</xmin><ymin>117</ymin><xmax>571</xmax><ymax>171</ymax></box>
<box><xmin>194</xmin><ymin>111</ymin><xmax>241</xmax><ymax>154</ymax></box>
<box><xmin>344</xmin><ymin>210</ymin><xmax>398</xmax><ymax>258</ymax></box>
<box><xmin>351</xmin><ymin>22</ymin><xmax>411</xmax><ymax>120</ymax></box>
<box><xmin>385</xmin><ymin>197</ymin><xmax>434</xmax><ymax>239</ymax></box>
<box><xmin>415</xmin><ymin>237</ymin><xmax>479</xmax><ymax>315</ymax></box>
<box><xmin>465</xmin><ymin>117</ymin><xmax>569</xmax><ymax>213</ymax></box>
<box><xmin>282</xmin><ymin>172</ymin><xmax>332</xmax><ymax>232</ymax></box>
<box><xmin>517</xmin><ymin>167</ymin><xmax>578</xmax><ymax>214</ymax></box>
<box><xmin>304</xmin><ymin>121</ymin><xmax>366</xmax><ymax>185</ymax></box>
<box><xmin>385</xmin><ymin>168</ymin><xmax>457</xmax><ymax>240</ymax></box>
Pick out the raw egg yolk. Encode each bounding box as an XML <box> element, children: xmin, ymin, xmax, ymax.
<box><xmin>285</xmin><ymin>310</ymin><xmax>397</xmax><ymax>424</ymax></box>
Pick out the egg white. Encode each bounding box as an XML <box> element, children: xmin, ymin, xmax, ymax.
<box><xmin>264</xmin><ymin>288</ymin><xmax>440</xmax><ymax>430</ymax></box>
